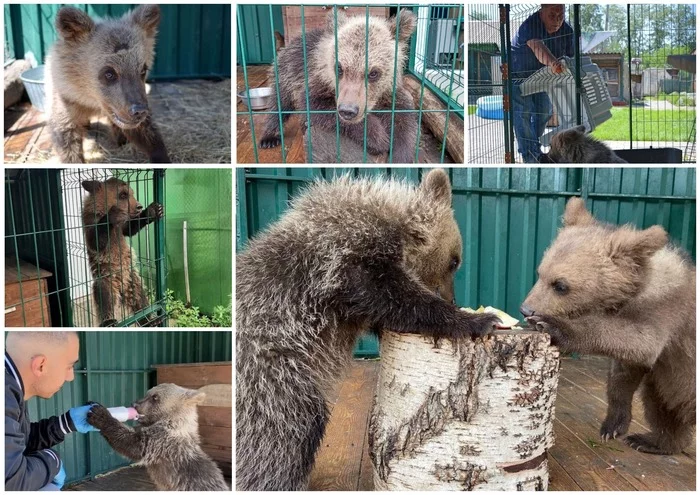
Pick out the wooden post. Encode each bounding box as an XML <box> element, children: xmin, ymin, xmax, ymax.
<box><xmin>369</xmin><ymin>330</ymin><xmax>560</xmax><ymax>490</ymax></box>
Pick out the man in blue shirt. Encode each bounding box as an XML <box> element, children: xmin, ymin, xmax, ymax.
<box><xmin>510</xmin><ymin>5</ymin><xmax>574</xmax><ymax>162</ymax></box>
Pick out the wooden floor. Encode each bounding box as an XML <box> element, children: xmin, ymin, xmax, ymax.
<box><xmin>310</xmin><ymin>355</ymin><xmax>696</xmax><ymax>491</ymax></box>
<box><xmin>236</xmin><ymin>66</ymin><xmax>455</xmax><ymax>164</ymax></box>
<box><xmin>65</xmin><ymin>465</ymin><xmax>233</xmax><ymax>491</ymax></box>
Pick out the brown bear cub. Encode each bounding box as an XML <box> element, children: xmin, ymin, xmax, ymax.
<box><xmin>236</xmin><ymin>169</ymin><xmax>498</xmax><ymax>490</ymax></box>
<box><xmin>87</xmin><ymin>383</ymin><xmax>228</xmax><ymax>491</ymax></box>
<box><xmin>521</xmin><ymin>198</ymin><xmax>695</xmax><ymax>454</ymax></box>
<box><xmin>259</xmin><ymin>10</ymin><xmax>419</xmax><ymax>163</ymax></box>
<box><xmin>46</xmin><ymin>5</ymin><xmax>170</xmax><ymax>163</ymax></box>
<box><xmin>82</xmin><ymin>178</ymin><xmax>162</xmax><ymax>326</ymax></box>
<box><xmin>539</xmin><ymin>125</ymin><xmax>628</xmax><ymax>163</ymax></box>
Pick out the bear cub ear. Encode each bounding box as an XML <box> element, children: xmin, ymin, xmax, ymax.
<box><xmin>82</xmin><ymin>180</ymin><xmax>103</xmax><ymax>194</ymax></box>
<box><xmin>420</xmin><ymin>169</ymin><xmax>452</xmax><ymax>206</ymax></box>
<box><xmin>129</xmin><ymin>4</ymin><xmax>161</xmax><ymax>38</ymax></box>
<box><xmin>56</xmin><ymin>7</ymin><xmax>95</xmax><ymax>42</ymax></box>
<box><xmin>389</xmin><ymin>10</ymin><xmax>417</xmax><ymax>43</ymax></box>
<box><xmin>608</xmin><ymin>225</ymin><xmax>668</xmax><ymax>264</ymax></box>
<box><xmin>563</xmin><ymin>197</ymin><xmax>595</xmax><ymax>227</ymax></box>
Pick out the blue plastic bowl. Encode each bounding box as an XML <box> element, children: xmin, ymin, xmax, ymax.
<box><xmin>476</xmin><ymin>95</ymin><xmax>504</xmax><ymax>120</ymax></box>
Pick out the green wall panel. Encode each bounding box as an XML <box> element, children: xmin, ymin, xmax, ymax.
<box><xmin>236</xmin><ymin>167</ymin><xmax>696</xmax><ymax>357</ymax></box>
<box><xmin>165</xmin><ymin>169</ymin><xmax>232</xmax><ymax>314</ymax></box>
<box><xmin>19</xmin><ymin>331</ymin><xmax>232</xmax><ymax>484</ymax></box>
<box><xmin>5</xmin><ymin>4</ymin><xmax>231</xmax><ymax>79</ymax></box>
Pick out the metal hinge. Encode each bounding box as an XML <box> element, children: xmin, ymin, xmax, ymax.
<box><xmin>501</xmin><ymin>63</ymin><xmax>509</xmax><ymax>81</ymax></box>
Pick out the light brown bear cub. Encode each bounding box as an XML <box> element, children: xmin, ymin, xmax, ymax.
<box><xmin>47</xmin><ymin>5</ymin><xmax>170</xmax><ymax>163</ymax></box>
<box><xmin>521</xmin><ymin>197</ymin><xmax>695</xmax><ymax>454</ymax></box>
<box><xmin>260</xmin><ymin>10</ymin><xmax>419</xmax><ymax>163</ymax></box>
<box><xmin>87</xmin><ymin>383</ymin><xmax>228</xmax><ymax>491</ymax></box>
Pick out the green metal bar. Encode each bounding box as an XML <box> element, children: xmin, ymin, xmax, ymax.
<box><xmin>300</xmin><ymin>6</ymin><xmax>314</xmax><ymax>162</ymax></box>
<box><xmin>268</xmin><ymin>5</ymin><xmax>286</xmax><ymax>163</ymax></box>
<box><xmin>333</xmin><ymin>6</ymin><xmax>341</xmax><ymax>163</ymax></box>
<box><xmin>154</xmin><ymin>169</ymin><xmax>166</xmax><ymax>327</ymax></box>
<box><xmin>235</xmin><ymin>168</ymin><xmax>249</xmax><ymax>249</ymax></box>
<box><xmin>627</xmin><ymin>4</ymin><xmax>633</xmax><ymax>150</ymax></box>
<box><xmin>438</xmin><ymin>3</ymin><xmax>463</xmax><ymax>163</ymax></box>
<box><xmin>362</xmin><ymin>7</ymin><xmax>370</xmax><ymax>163</ymax></box>
<box><xmin>237</xmin><ymin>5</ymin><xmax>259</xmax><ymax>163</ymax></box>
<box><xmin>388</xmin><ymin>4</ymin><xmax>403</xmax><ymax>163</ymax></box>
<box><xmin>413</xmin><ymin>5</ymin><xmax>428</xmax><ymax>163</ymax></box>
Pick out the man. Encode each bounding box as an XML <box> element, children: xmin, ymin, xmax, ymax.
<box><xmin>5</xmin><ymin>332</ymin><xmax>96</xmax><ymax>491</ymax></box>
<box><xmin>511</xmin><ymin>4</ymin><xmax>574</xmax><ymax>162</ymax></box>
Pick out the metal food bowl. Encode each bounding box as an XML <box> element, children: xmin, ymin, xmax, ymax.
<box><xmin>238</xmin><ymin>87</ymin><xmax>273</xmax><ymax>110</ymax></box>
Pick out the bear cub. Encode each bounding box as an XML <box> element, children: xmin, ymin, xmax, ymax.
<box><xmin>521</xmin><ymin>197</ymin><xmax>695</xmax><ymax>454</ymax></box>
<box><xmin>87</xmin><ymin>383</ymin><xmax>228</xmax><ymax>491</ymax></box>
<box><xmin>259</xmin><ymin>10</ymin><xmax>419</xmax><ymax>163</ymax></box>
<box><xmin>82</xmin><ymin>178</ymin><xmax>162</xmax><ymax>326</ymax></box>
<box><xmin>47</xmin><ymin>5</ymin><xmax>170</xmax><ymax>163</ymax></box>
<box><xmin>236</xmin><ymin>169</ymin><xmax>498</xmax><ymax>490</ymax></box>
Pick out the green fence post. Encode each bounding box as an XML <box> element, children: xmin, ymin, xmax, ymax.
<box><xmin>154</xmin><ymin>169</ymin><xmax>166</xmax><ymax>326</ymax></box>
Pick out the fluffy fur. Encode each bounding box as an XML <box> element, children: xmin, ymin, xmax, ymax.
<box><xmin>81</xmin><ymin>178</ymin><xmax>162</xmax><ymax>326</ymax></box>
<box><xmin>87</xmin><ymin>384</ymin><xmax>228</xmax><ymax>491</ymax></box>
<box><xmin>236</xmin><ymin>169</ymin><xmax>498</xmax><ymax>490</ymax></box>
<box><xmin>539</xmin><ymin>125</ymin><xmax>628</xmax><ymax>163</ymax></box>
<box><xmin>521</xmin><ymin>197</ymin><xmax>695</xmax><ymax>454</ymax></box>
<box><xmin>259</xmin><ymin>10</ymin><xmax>419</xmax><ymax>163</ymax></box>
<box><xmin>46</xmin><ymin>5</ymin><xmax>169</xmax><ymax>163</ymax></box>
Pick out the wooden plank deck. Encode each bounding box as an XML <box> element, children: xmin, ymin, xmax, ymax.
<box><xmin>236</xmin><ymin>65</ymin><xmax>455</xmax><ymax>164</ymax></box>
<box><xmin>65</xmin><ymin>465</ymin><xmax>233</xmax><ymax>491</ymax></box>
<box><xmin>310</xmin><ymin>355</ymin><xmax>696</xmax><ymax>491</ymax></box>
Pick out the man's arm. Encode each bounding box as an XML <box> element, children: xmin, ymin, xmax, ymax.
<box><xmin>27</xmin><ymin>413</ymin><xmax>75</xmax><ymax>451</ymax></box>
<box><xmin>6</xmin><ymin>409</ymin><xmax>61</xmax><ymax>490</ymax></box>
<box><xmin>526</xmin><ymin>39</ymin><xmax>563</xmax><ymax>72</ymax></box>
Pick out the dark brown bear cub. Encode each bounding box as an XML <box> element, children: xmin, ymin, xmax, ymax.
<box><xmin>87</xmin><ymin>384</ymin><xmax>228</xmax><ymax>491</ymax></box>
<box><xmin>259</xmin><ymin>10</ymin><xmax>419</xmax><ymax>163</ymax></box>
<box><xmin>236</xmin><ymin>169</ymin><xmax>498</xmax><ymax>490</ymax></box>
<box><xmin>47</xmin><ymin>5</ymin><xmax>170</xmax><ymax>163</ymax></box>
<box><xmin>82</xmin><ymin>178</ymin><xmax>162</xmax><ymax>326</ymax></box>
<box><xmin>521</xmin><ymin>197</ymin><xmax>695</xmax><ymax>455</ymax></box>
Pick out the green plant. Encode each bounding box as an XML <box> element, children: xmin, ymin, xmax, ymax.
<box><xmin>164</xmin><ymin>289</ymin><xmax>212</xmax><ymax>327</ymax></box>
<box><xmin>211</xmin><ymin>296</ymin><xmax>232</xmax><ymax>327</ymax></box>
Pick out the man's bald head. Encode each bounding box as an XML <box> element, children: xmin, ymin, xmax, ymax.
<box><xmin>540</xmin><ymin>4</ymin><xmax>565</xmax><ymax>34</ymax></box>
<box><xmin>6</xmin><ymin>331</ymin><xmax>79</xmax><ymax>400</ymax></box>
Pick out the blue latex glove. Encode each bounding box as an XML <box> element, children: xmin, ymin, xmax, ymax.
<box><xmin>68</xmin><ymin>403</ymin><xmax>98</xmax><ymax>433</ymax></box>
<box><xmin>51</xmin><ymin>459</ymin><xmax>66</xmax><ymax>489</ymax></box>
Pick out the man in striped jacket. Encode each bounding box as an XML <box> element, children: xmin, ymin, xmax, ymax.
<box><xmin>5</xmin><ymin>332</ymin><xmax>96</xmax><ymax>490</ymax></box>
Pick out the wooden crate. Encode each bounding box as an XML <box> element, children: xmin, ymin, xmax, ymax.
<box><xmin>5</xmin><ymin>256</ymin><xmax>52</xmax><ymax>327</ymax></box>
<box><xmin>153</xmin><ymin>362</ymin><xmax>232</xmax><ymax>476</ymax></box>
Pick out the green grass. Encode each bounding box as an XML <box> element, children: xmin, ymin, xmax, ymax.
<box><xmin>590</xmin><ymin>107</ymin><xmax>695</xmax><ymax>141</ymax></box>
<box><xmin>468</xmin><ymin>105</ymin><xmax>477</xmax><ymax>115</ymax></box>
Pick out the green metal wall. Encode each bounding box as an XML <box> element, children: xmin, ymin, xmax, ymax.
<box><xmin>4</xmin><ymin>4</ymin><xmax>231</xmax><ymax>79</ymax></box>
<box><xmin>236</xmin><ymin>5</ymin><xmax>284</xmax><ymax>65</ymax></box>
<box><xmin>165</xmin><ymin>169</ymin><xmax>232</xmax><ymax>314</ymax></box>
<box><xmin>20</xmin><ymin>331</ymin><xmax>232</xmax><ymax>484</ymax></box>
<box><xmin>236</xmin><ymin>167</ymin><xmax>696</xmax><ymax>355</ymax></box>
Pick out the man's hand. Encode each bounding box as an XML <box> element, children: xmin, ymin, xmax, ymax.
<box><xmin>68</xmin><ymin>403</ymin><xmax>99</xmax><ymax>433</ymax></box>
<box><xmin>550</xmin><ymin>61</ymin><xmax>565</xmax><ymax>74</ymax></box>
<box><xmin>51</xmin><ymin>459</ymin><xmax>66</xmax><ymax>489</ymax></box>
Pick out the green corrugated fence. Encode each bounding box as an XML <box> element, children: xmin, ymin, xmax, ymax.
<box><xmin>4</xmin><ymin>4</ymin><xmax>231</xmax><ymax>79</ymax></box>
<box><xmin>19</xmin><ymin>331</ymin><xmax>232</xmax><ymax>484</ymax></box>
<box><xmin>236</xmin><ymin>167</ymin><xmax>696</xmax><ymax>356</ymax></box>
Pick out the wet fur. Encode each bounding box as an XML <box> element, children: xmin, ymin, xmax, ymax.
<box><xmin>236</xmin><ymin>170</ymin><xmax>498</xmax><ymax>490</ymax></box>
<box><xmin>87</xmin><ymin>384</ymin><xmax>228</xmax><ymax>491</ymax></box>
<box><xmin>522</xmin><ymin>198</ymin><xmax>695</xmax><ymax>454</ymax></box>
<box><xmin>46</xmin><ymin>5</ymin><xmax>169</xmax><ymax>163</ymax></box>
<box><xmin>259</xmin><ymin>10</ymin><xmax>419</xmax><ymax>163</ymax></box>
<box><xmin>540</xmin><ymin>125</ymin><xmax>628</xmax><ymax>163</ymax></box>
<box><xmin>82</xmin><ymin>178</ymin><xmax>162</xmax><ymax>326</ymax></box>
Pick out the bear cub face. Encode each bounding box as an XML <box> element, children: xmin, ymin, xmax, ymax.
<box><xmin>55</xmin><ymin>5</ymin><xmax>161</xmax><ymax>129</ymax></box>
<box><xmin>316</xmin><ymin>10</ymin><xmax>417</xmax><ymax>124</ymax></box>
<box><xmin>82</xmin><ymin>178</ymin><xmax>143</xmax><ymax>218</ymax></box>
<box><xmin>132</xmin><ymin>383</ymin><xmax>205</xmax><ymax>426</ymax></box>
<box><xmin>522</xmin><ymin>197</ymin><xmax>668</xmax><ymax>319</ymax></box>
<box><xmin>407</xmin><ymin>169</ymin><xmax>463</xmax><ymax>304</ymax></box>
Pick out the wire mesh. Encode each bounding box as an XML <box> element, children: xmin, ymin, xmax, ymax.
<box><xmin>4</xmin><ymin>169</ymin><xmax>167</xmax><ymax>327</ymax></box>
<box><xmin>467</xmin><ymin>4</ymin><xmax>697</xmax><ymax>164</ymax></box>
<box><xmin>236</xmin><ymin>4</ymin><xmax>465</xmax><ymax>164</ymax></box>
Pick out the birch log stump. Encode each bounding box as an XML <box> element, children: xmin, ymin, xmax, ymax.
<box><xmin>369</xmin><ymin>330</ymin><xmax>560</xmax><ymax>491</ymax></box>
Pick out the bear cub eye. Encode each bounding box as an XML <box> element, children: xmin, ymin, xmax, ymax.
<box><xmin>102</xmin><ymin>67</ymin><xmax>118</xmax><ymax>84</ymax></box>
<box><xmin>449</xmin><ymin>256</ymin><xmax>460</xmax><ymax>273</ymax></box>
<box><xmin>336</xmin><ymin>64</ymin><xmax>343</xmax><ymax>77</ymax></box>
<box><xmin>368</xmin><ymin>69</ymin><xmax>381</xmax><ymax>81</ymax></box>
<box><xmin>141</xmin><ymin>64</ymin><xmax>148</xmax><ymax>79</ymax></box>
<box><xmin>119</xmin><ymin>192</ymin><xmax>129</xmax><ymax>200</ymax></box>
<box><xmin>551</xmin><ymin>279</ymin><xmax>569</xmax><ymax>295</ymax></box>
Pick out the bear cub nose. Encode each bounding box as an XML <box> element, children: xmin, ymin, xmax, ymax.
<box><xmin>519</xmin><ymin>304</ymin><xmax>535</xmax><ymax>317</ymax></box>
<box><xmin>338</xmin><ymin>104</ymin><xmax>359</xmax><ymax>120</ymax></box>
<box><xmin>129</xmin><ymin>103</ymin><xmax>148</xmax><ymax>117</ymax></box>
